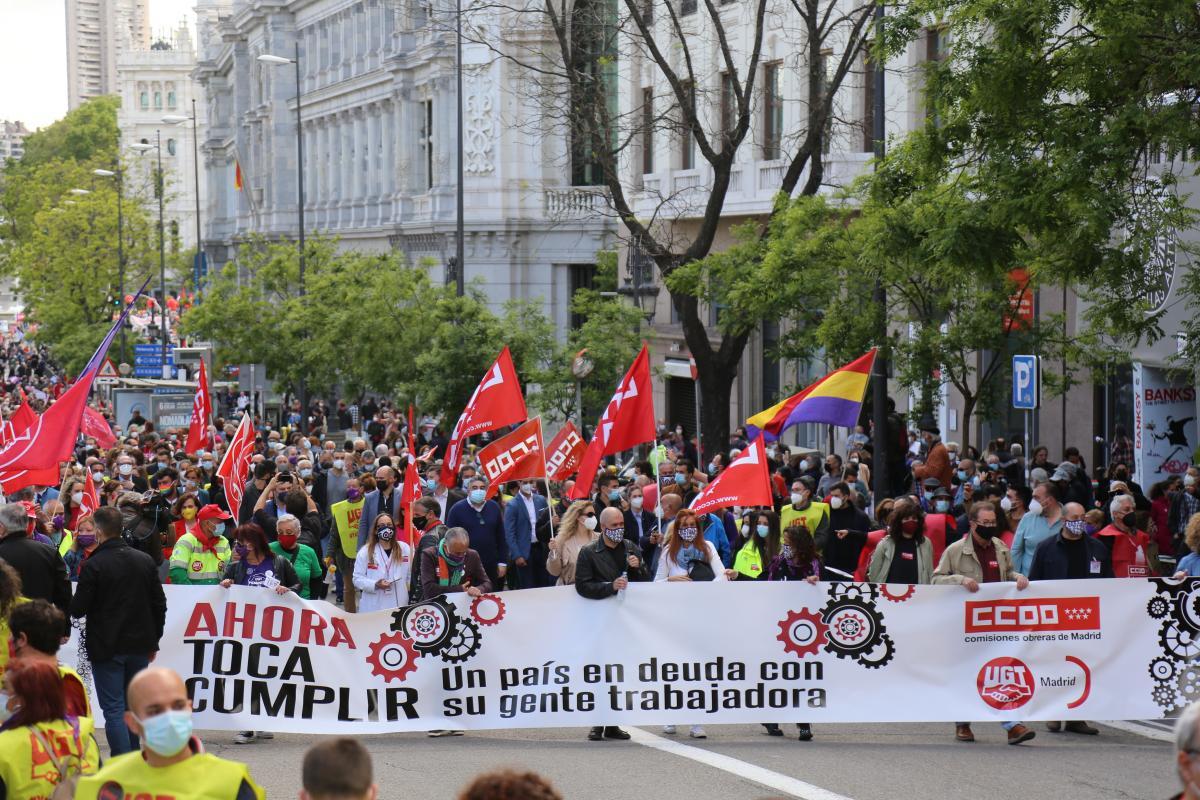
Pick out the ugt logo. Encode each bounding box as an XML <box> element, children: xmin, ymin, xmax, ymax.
<box><xmin>977</xmin><ymin>657</ymin><xmax>1035</xmax><ymax>710</ymax></box>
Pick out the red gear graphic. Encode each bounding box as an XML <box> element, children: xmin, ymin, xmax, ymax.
<box><xmin>366</xmin><ymin>632</ymin><xmax>419</xmax><ymax>683</ymax></box>
<box><xmin>408</xmin><ymin>609</ymin><xmax>444</xmax><ymax>641</ymax></box>
<box><xmin>831</xmin><ymin>610</ymin><xmax>868</xmax><ymax>642</ymax></box>
<box><xmin>880</xmin><ymin>584</ymin><xmax>916</xmax><ymax>603</ymax></box>
<box><xmin>776</xmin><ymin>609</ymin><xmax>829</xmax><ymax>659</ymax></box>
<box><xmin>470</xmin><ymin>594</ymin><xmax>506</xmax><ymax>626</ymax></box>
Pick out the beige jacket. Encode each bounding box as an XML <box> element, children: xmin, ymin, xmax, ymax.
<box><xmin>932</xmin><ymin>534</ymin><xmax>1017</xmax><ymax>585</ymax></box>
<box><xmin>546</xmin><ymin>530</ymin><xmax>598</xmax><ymax>586</ymax></box>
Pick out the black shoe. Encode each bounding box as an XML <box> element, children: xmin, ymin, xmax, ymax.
<box><xmin>797</xmin><ymin>724</ymin><xmax>813</xmax><ymax>742</ymax></box>
<box><xmin>604</xmin><ymin>726</ymin><xmax>631</xmax><ymax>740</ymax></box>
<box><xmin>762</xmin><ymin>723</ymin><xmax>783</xmax><ymax>737</ymax></box>
<box><xmin>588</xmin><ymin>727</ymin><xmax>605</xmax><ymax>741</ymax></box>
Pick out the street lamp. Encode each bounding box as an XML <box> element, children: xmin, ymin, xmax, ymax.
<box><xmin>93</xmin><ymin>167</ymin><xmax>127</xmax><ymax>359</ymax></box>
<box><xmin>129</xmin><ymin>134</ymin><xmax>170</xmax><ymax>379</ymax></box>
<box><xmin>164</xmin><ymin>98</ymin><xmax>205</xmax><ymax>292</ymax></box>
<box><xmin>258</xmin><ymin>43</ymin><xmax>308</xmax><ymax>431</ymax></box>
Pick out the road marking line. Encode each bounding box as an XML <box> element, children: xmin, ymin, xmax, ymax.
<box><xmin>628</xmin><ymin>728</ymin><xmax>854</xmax><ymax>800</ymax></box>
<box><xmin>1100</xmin><ymin>720</ymin><xmax>1175</xmax><ymax>743</ymax></box>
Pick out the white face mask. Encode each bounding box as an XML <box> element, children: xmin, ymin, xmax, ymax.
<box><xmin>1027</xmin><ymin>499</ymin><xmax>1043</xmax><ymax>516</ymax></box>
<box><xmin>1000</xmin><ymin>497</ymin><xmax>1013</xmax><ymax>512</ymax></box>
<box><xmin>118</xmin><ymin>463</ymin><xmax>133</xmax><ymax>476</ymax></box>
<box><xmin>71</xmin><ymin>491</ymin><xmax>84</xmax><ymax>504</ymax></box>
<box><xmin>829</xmin><ymin>496</ymin><xmax>844</xmax><ymax>510</ymax></box>
<box><xmin>582</xmin><ymin>515</ymin><xmax>598</xmax><ymax>531</ymax></box>
<box><xmin>790</xmin><ymin>492</ymin><xmax>805</xmax><ymax>506</ymax></box>
<box><xmin>520</xmin><ymin>483</ymin><xmax>534</xmax><ymax>495</ymax></box>
<box><xmin>630</xmin><ymin>497</ymin><xmax>643</xmax><ymax>510</ymax></box>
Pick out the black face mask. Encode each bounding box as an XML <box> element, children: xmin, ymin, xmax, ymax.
<box><xmin>1121</xmin><ymin>512</ymin><xmax>1138</xmax><ymax>530</ymax></box>
<box><xmin>377</xmin><ymin>480</ymin><xmax>390</xmax><ymax>492</ymax></box>
<box><xmin>412</xmin><ymin>515</ymin><xmax>428</xmax><ymax>529</ymax></box>
<box><xmin>975</xmin><ymin>525</ymin><xmax>997</xmax><ymax>540</ymax></box>
<box><xmin>1114</xmin><ymin>470</ymin><xmax>1129</xmax><ymax>481</ymax></box>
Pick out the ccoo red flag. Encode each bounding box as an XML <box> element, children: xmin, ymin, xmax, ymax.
<box><xmin>79</xmin><ymin>469</ymin><xmax>100</xmax><ymax>517</ymax></box>
<box><xmin>0</xmin><ymin>397</ymin><xmax>38</xmax><ymax>447</ymax></box>
<box><xmin>544</xmin><ymin>421</ymin><xmax>586</xmax><ymax>481</ymax></box>
<box><xmin>477</xmin><ymin>418</ymin><xmax>546</xmax><ymax>499</ymax></box>
<box><xmin>439</xmin><ymin>347</ymin><xmax>527</xmax><ymax>488</ymax></box>
<box><xmin>687</xmin><ymin>438</ymin><xmax>773</xmax><ymax>515</ymax></box>
<box><xmin>185</xmin><ymin>360</ymin><xmax>213</xmax><ymax>455</ymax></box>
<box><xmin>216</xmin><ymin>413</ymin><xmax>256</xmax><ymax>521</ymax></box>
<box><xmin>81</xmin><ymin>406</ymin><xmax>116</xmax><ymax>449</ymax></box>
<box><xmin>567</xmin><ymin>345</ymin><xmax>655</xmax><ymax>500</ymax></box>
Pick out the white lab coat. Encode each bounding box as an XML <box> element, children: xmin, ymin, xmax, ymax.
<box><xmin>353</xmin><ymin>541</ymin><xmax>412</xmax><ymax>613</ymax></box>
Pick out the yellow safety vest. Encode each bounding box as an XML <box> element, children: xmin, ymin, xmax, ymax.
<box><xmin>60</xmin><ymin>664</ymin><xmax>92</xmax><ymax>718</ymax></box>
<box><xmin>56</xmin><ymin>530</ymin><xmax>74</xmax><ymax>558</ymax></box>
<box><xmin>0</xmin><ymin>596</ymin><xmax>28</xmax><ymax>674</ymax></box>
<box><xmin>732</xmin><ymin>540</ymin><xmax>765</xmax><ymax>578</ymax></box>
<box><xmin>780</xmin><ymin>502</ymin><xmax>829</xmax><ymax>537</ymax></box>
<box><xmin>331</xmin><ymin>498</ymin><xmax>365</xmax><ymax>558</ymax></box>
<box><xmin>0</xmin><ymin>717</ymin><xmax>100</xmax><ymax>800</ymax></box>
<box><xmin>75</xmin><ymin>748</ymin><xmax>264</xmax><ymax>800</ymax></box>
<box><xmin>169</xmin><ymin>532</ymin><xmax>230</xmax><ymax>584</ymax></box>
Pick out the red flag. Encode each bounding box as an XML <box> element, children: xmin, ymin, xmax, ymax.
<box><xmin>0</xmin><ymin>398</ymin><xmax>37</xmax><ymax>446</ymax></box>
<box><xmin>0</xmin><ymin>395</ymin><xmax>62</xmax><ymax>493</ymax></box>
<box><xmin>401</xmin><ymin>406</ymin><xmax>423</xmax><ymax>550</ymax></box>
<box><xmin>79</xmin><ymin>469</ymin><xmax>100</xmax><ymax>517</ymax></box>
<box><xmin>545</xmin><ymin>421</ymin><xmax>587</xmax><ymax>481</ymax></box>
<box><xmin>439</xmin><ymin>347</ymin><xmax>527</xmax><ymax>487</ymax></box>
<box><xmin>567</xmin><ymin>345</ymin><xmax>655</xmax><ymax>500</ymax></box>
<box><xmin>216</xmin><ymin>413</ymin><xmax>256</xmax><ymax>521</ymax></box>
<box><xmin>81</xmin><ymin>406</ymin><xmax>116</xmax><ymax>449</ymax></box>
<box><xmin>687</xmin><ymin>438</ymin><xmax>773</xmax><ymax>515</ymax></box>
<box><xmin>185</xmin><ymin>360</ymin><xmax>212</xmax><ymax>454</ymax></box>
<box><xmin>477</xmin><ymin>418</ymin><xmax>546</xmax><ymax>499</ymax></box>
<box><xmin>0</xmin><ymin>280</ymin><xmax>144</xmax><ymax>473</ymax></box>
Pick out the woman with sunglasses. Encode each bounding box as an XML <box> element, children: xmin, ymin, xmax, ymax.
<box><xmin>547</xmin><ymin>500</ymin><xmax>599</xmax><ymax>586</ymax></box>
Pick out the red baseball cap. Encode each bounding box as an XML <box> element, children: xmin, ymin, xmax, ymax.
<box><xmin>197</xmin><ymin>504</ymin><xmax>232</xmax><ymax>522</ymax></box>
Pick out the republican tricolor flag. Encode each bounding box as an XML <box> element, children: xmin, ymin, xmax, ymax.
<box><xmin>745</xmin><ymin>349</ymin><xmax>877</xmax><ymax>442</ymax></box>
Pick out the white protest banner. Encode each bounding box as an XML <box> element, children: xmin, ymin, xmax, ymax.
<box><xmin>67</xmin><ymin>579</ymin><xmax>1196</xmax><ymax>733</ymax></box>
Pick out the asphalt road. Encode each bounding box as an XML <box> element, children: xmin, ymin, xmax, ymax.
<box><xmin>182</xmin><ymin>720</ymin><xmax>1179</xmax><ymax>799</ymax></box>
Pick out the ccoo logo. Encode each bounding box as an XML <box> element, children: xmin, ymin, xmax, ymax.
<box><xmin>977</xmin><ymin>657</ymin><xmax>1035</xmax><ymax>710</ymax></box>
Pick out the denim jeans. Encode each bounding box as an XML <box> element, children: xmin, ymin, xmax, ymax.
<box><xmin>92</xmin><ymin>653</ymin><xmax>151</xmax><ymax>755</ymax></box>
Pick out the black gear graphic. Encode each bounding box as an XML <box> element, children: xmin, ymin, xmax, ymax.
<box><xmin>857</xmin><ymin>634</ymin><xmax>895</xmax><ymax>669</ymax></box>
<box><xmin>392</xmin><ymin>596</ymin><xmax>461</xmax><ymax>657</ymax></box>
<box><xmin>1160</xmin><ymin>622</ymin><xmax>1200</xmax><ymax>660</ymax></box>
<box><xmin>1148</xmin><ymin>595</ymin><xmax>1170</xmax><ymax>620</ymax></box>
<box><xmin>1180</xmin><ymin>665</ymin><xmax>1200</xmax><ymax>703</ymax></box>
<box><xmin>1153</xmin><ymin>681</ymin><xmax>1181</xmax><ymax>710</ymax></box>
<box><xmin>440</xmin><ymin>617</ymin><xmax>481</xmax><ymax>663</ymax></box>
<box><xmin>1151</xmin><ymin>577</ymin><xmax>1195</xmax><ymax>601</ymax></box>
<box><xmin>829</xmin><ymin>583</ymin><xmax>879</xmax><ymax>603</ymax></box>
<box><xmin>1150</xmin><ymin>656</ymin><xmax>1178</xmax><ymax>682</ymax></box>
<box><xmin>820</xmin><ymin>597</ymin><xmax>885</xmax><ymax>659</ymax></box>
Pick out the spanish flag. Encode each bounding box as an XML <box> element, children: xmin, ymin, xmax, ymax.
<box><xmin>745</xmin><ymin>349</ymin><xmax>877</xmax><ymax>442</ymax></box>
<box><xmin>234</xmin><ymin>160</ymin><xmax>243</xmax><ymax>191</ymax></box>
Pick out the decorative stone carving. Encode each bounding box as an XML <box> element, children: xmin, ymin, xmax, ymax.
<box><xmin>463</xmin><ymin>65</ymin><xmax>496</xmax><ymax>175</ymax></box>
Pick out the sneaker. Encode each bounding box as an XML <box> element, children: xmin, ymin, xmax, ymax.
<box><xmin>689</xmin><ymin>726</ymin><xmax>707</xmax><ymax>739</ymax></box>
<box><xmin>603</xmin><ymin>727</ymin><xmax>631</xmax><ymax>740</ymax></box>
<box><xmin>427</xmin><ymin>730</ymin><xmax>456</xmax><ymax>738</ymax></box>
<box><xmin>256</xmin><ymin>731</ymin><xmax>274</xmax><ymax>740</ymax></box>
<box><xmin>233</xmin><ymin>731</ymin><xmax>255</xmax><ymax>744</ymax></box>
<box><xmin>448</xmin><ymin>730</ymin><xmax>465</xmax><ymax>736</ymax></box>
<box><xmin>662</xmin><ymin>725</ymin><xmax>677</xmax><ymax>735</ymax></box>
<box><xmin>762</xmin><ymin>723</ymin><xmax>783</xmax><ymax>737</ymax></box>
<box><xmin>1007</xmin><ymin>724</ymin><xmax>1036</xmax><ymax>745</ymax></box>
<box><xmin>796</xmin><ymin>724</ymin><xmax>813</xmax><ymax>742</ymax></box>
<box><xmin>588</xmin><ymin>727</ymin><xmax>605</xmax><ymax>741</ymax></box>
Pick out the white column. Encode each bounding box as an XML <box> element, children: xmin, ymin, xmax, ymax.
<box><xmin>339</xmin><ymin>113</ymin><xmax>352</xmax><ymax>228</ymax></box>
<box><xmin>381</xmin><ymin>101</ymin><xmax>394</xmax><ymax>222</ymax></box>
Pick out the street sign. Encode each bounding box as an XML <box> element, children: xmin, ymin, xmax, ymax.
<box><xmin>1012</xmin><ymin>355</ymin><xmax>1040</xmax><ymax>410</ymax></box>
<box><xmin>98</xmin><ymin>359</ymin><xmax>118</xmax><ymax>378</ymax></box>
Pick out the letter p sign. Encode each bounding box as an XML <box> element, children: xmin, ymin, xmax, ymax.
<box><xmin>1012</xmin><ymin>355</ymin><xmax>1039</xmax><ymax>410</ymax></box>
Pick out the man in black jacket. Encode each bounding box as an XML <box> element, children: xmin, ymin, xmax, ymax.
<box><xmin>575</xmin><ymin>506</ymin><xmax>647</xmax><ymax>742</ymax></box>
<box><xmin>821</xmin><ymin>483</ymin><xmax>874</xmax><ymax>580</ymax></box>
<box><xmin>1028</xmin><ymin>501</ymin><xmax>1111</xmax><ymax>736</ymax></box>
<box><xmin>0</xmin><ymin>502</ymin><xmax>70</xmax><ymax>622</ymax></box>
<box><xmin>70</xmin><ymin>505</ymin><xmax>167</xmax><ymax>757</ymax></box>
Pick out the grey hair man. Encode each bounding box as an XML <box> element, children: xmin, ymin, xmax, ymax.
<box><xmin>0</xmin><ymin>502</ymin><xmax>70</xmax><ymax>618</ymax></box>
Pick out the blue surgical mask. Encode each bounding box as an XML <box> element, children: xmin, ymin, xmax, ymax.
<box><xmin>137</xmin><ymin>709</ymin><xmax>193</xmax><ymax>757</ymax></box>
<box><xmin>609</xmin><ymin>490</ymin><xmax>622</xmax><ymax>502</ymax></box>
<box><xmin>212</xmin><ymin>522</ymin><xmax>226</xmax><ymax>537</ymax></box>
<box><xmin>426</xmin><ymin>478</ymin><xmax>439</xmax><ymax>491</ymax></box>
<box><xmin>674</xmin><ymin>474</ymin><xmax>687</xmax><ymax>485</ymax></box>
<box><xmin>935</xmin><ymin>499</ymin><xmax>950</xmax><ymax>513</ymax></box>
<box><xmin>756</xmin><ymin>524</ymin><xmax>769</xmax><ymax>538</ymax></box>
<box><xmin>299</xmin><ymin>468</ymin><xmax>312</xmax><ymax>479</ymax></box>
<box><xmin>956</xmin><ymin>470</ymin><xmax>967</xmax><ymax>481</ymax></box>
<box><xmin>469</xmin><ymin>488</ymin><xmax>486</xmax><ymax>505</ymax></box>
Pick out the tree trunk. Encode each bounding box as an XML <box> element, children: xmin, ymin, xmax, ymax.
<box><xmin>961</xmin><ymin>392</ymin><xmax>977</xmax><ymax>454</ymax></box>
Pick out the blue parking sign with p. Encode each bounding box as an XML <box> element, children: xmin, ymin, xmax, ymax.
<box><xmin>1012</xmin><ymin>355</ymin><xmax>1039</xmax><ymax>410</ymax></box>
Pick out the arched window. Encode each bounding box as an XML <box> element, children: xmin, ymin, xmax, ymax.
<box><xmin>167</xmin><ymin>139</ymin><xmax>177</xmax><ymax>156</ymax></box>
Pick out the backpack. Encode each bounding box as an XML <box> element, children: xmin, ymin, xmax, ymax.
<box><xmin>32</xmin><ymin>724</ymin><xmax>84</xmax><ymax>800</ymax></box>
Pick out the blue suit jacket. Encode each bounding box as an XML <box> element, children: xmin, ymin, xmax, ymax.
<box><xmin>504</xmin><ymin>493</ymin><xmax>550</xmax><ymax>562</ymax></box>
<box><xmin>357</xmin><ymin>488</ymin><xmax>403</xmax><ymax>549</ymax></box>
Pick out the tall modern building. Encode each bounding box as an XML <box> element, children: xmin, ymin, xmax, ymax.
<box><xmin>65</xmin><ymin>0</ymin><xmax>151</xmax><ymax>108</ymax></box>
<box><xmin>0</xmin><ymin>121</ymin><xmax>30</xmax><ymax>165</ymax></box>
